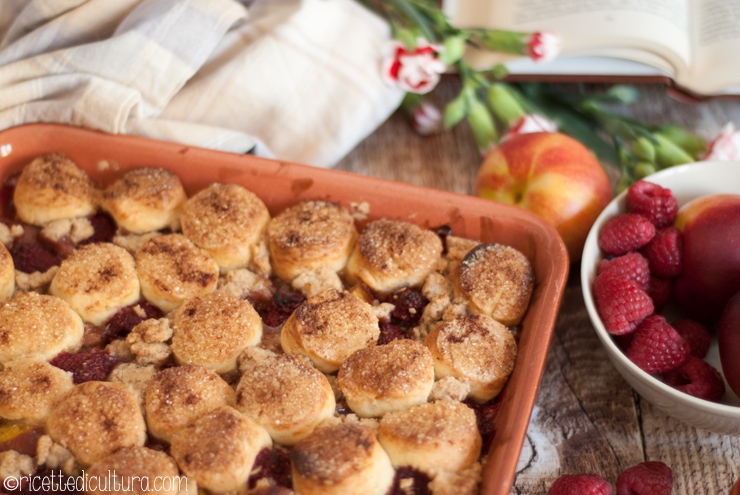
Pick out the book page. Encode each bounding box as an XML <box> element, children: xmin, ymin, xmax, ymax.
<box><xmin>445</xmin><ymin>0</ymin><xmax>690</xmax><ymax>76</ymax></box>
<box><xmin>682</xmin><ymin>0</ymin><xmax>740</xmax><ymax>94</ymax></box>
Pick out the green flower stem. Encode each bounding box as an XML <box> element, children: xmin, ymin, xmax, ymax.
<box><xmin>470</xmin><ymin>28</ymin><xmax>528</xmax><ymax>55</ymax></box>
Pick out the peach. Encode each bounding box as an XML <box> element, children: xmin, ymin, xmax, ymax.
<box><xmin>674</xmin><ymin>194</ymin><xmax>740</xmax><ymax>324</ymax></box>
<box><xmin>475</xmin><ymin>132</ymin><xmax>612</xmax><ymax>263</ymax></box>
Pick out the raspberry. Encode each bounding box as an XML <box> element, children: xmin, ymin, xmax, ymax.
<box><xmin>11</xmin><ymin>242</ymin><xmax>61</xmax><ymax>273</ymax></box>
<box><xmin>647</xmin><ymin>276</ymin><xmax>673</xmax><ymax>313</ymax></box>
<box><xmin>641</xmin><ymin>227</ymin><xmax>683</xmax><ymax>278</ymax></box>
<box><xmin>593</xmin><ymin>272</ymin><xmax>654</xmax><ymax>335</ymax></box>
<box><xmin>464</xmin><ymin>397</ymin><xmax>502</xmax><ymax>456</ymax></box>
<box><xmin>549</xmin><ymin>474</ymin><xmax>614</xmax><ymax>495</ymax></box>
<box><xmin>597</xmin><ymin>252</ymin><xmax>650</xmax><ymax>290</ymax></box>
<box><xmin>616</xmin><ymin>461</ymin><xmax>672</xmax><ymax>495</ymax></box>
<box><xmin>626</xmin><ymin>180</ymin><xmax>678</xmax><ymax>228</ymax></box>
<box><xmin>378</xmin><ymin>319</ymin><xmax>404</xmax><ymax>345</ymax></box>
<box><xmin>50</xmin><ymin>349</ymin><xmax>118</xmax><ymax>384</ymax></box>
<box><xmin>663</xmin><ymin>356</ymin><xmax>725</xmax><ymax>401</ymax></box>
<box><xmin>253</xmin><ymin>291</ymin><xmax>305</xmax><ymax>327</ymax></box>
<box><xmin>626</xmin><ymin>316</ymin><xmax>690</xmax><ymax>374</ymax></box>
<box><xmin>79</xmin><ymin>212</ymin><xmax>116</xmax><ymax>245</ymax></box>
<box><xmin>248</xmin><ymin>446</ymin><xmax>292</xmax><ymax>489</ymax></box>
<box><xmin>388</xmin><ymin>287</ymin><xmax>428</xmax><ymax>326</ymax></box>
<box><xmin>389</xmin><ymin>466</ymin><xmax>432</xmax><ymax>495</ymax></box>
<box><xmin>102</xmin><ymin>301</ymin><xmax>163</xmax><ymax>343</ymax></box>
<box><xmin>598</xmin><ymin>214</ymin><xmax>656</xmax><ymax>256</ymax></box>
<box><xmin>671</xmin><ymin>319</ymin><xmax>711</xmax><ymax>358</ymax></box>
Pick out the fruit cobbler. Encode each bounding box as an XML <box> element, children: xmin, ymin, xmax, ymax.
<box><xmin>0</xmin><ymin>154</ymin><xmax>536</xmax><ymax>495</ymax></box>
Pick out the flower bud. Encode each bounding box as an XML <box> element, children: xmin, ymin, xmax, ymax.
<box><xmin>466</xmin><ymin>98</ymin><xmax>498</xmax><ymax>155</ymax></box>
<box><xmin>443</xmin><ymin>92</ymin><xmax>468</xmax><ymax>129</ymax></box>
<box><xmin>526</xmin><ymin>31</ymin><xmax>560</xmax><ymax>63</ymax></box>
<box><xmin>410</xmin><ymin>101</ymin><xmax>443</xmax><ymax>136</ymax></box>
<box><xmin>659</xmin><ymin>126</ymin><xmax>707</xmax><ymax>158</ymax></box>
<box><xmin>634</xmin><ymin>161</ymin><xmax>657</xmax><ymax>180</ymax></box>
<box><xmin>487</xmin><ymin>83</ymin><xmax>525</xmax><ymax>126</ymax></box>
<box><xmin>440</xmin><ymin>35</ymin><xmax>467</xmax><ymax>65</ymax></box>
<box><xmin>702</xmin><ymin>122</ymin><xmax>740</xmax><ymax>161</ymax></box>
<box><xmin>653</xmin><ymin>133</ymin><xmax>694</xmax><ymax>168</ymax></box>
<box><xmin>631</xmin><ymin>136</ymin><xmax>656</xmax><ymax>162</ymax></box>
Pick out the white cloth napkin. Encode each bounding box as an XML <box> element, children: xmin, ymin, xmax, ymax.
<box><xmin>0</xmin><ymin>0</ymin><xmax>404</xmax><ymax>167</ymax></box>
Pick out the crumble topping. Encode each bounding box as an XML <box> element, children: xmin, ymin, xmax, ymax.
<box><xmin>15</xmin><ymin>266</ymin><xmax>58</xmax><ymax>292</ymax></box>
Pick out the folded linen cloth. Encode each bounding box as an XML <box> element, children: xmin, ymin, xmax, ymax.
<box><xmin>0</xmin><ymin>0</ymin><xmax>404</xmax><ymax>167</ymax></box>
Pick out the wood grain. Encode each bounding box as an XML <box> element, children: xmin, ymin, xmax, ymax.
<box><xmin>336</xmin><ymin>80</ymin><xmax>740</xmax><ymax>494</ymax></box>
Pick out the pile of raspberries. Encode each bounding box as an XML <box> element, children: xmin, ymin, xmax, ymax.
<box><xmin>593</xmin><ymin>180</ymin><xmax>724</xmax><ymax>402</ymax></box>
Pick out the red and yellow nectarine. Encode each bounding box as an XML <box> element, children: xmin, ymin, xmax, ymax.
<box><xmin>475</xmin><ymin>132</ymin><xmax>612</xmax><ymax>262</ymax></box>
<box><xmin>674</xmin><ymin>194</ymin><xmax>740</xmax><ymax>324</ymax></box>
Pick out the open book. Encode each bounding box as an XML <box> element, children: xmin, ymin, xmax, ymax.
<box><xmin>442</xmin><ymin>0</ymin><xmax>740</xmax><ymax>99</ymax></box>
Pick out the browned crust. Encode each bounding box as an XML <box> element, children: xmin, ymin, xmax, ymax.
<box><xmin>346</xmin><ymin>219</ymin><xmax>442</xmax><ymax>293</ymax></box>
<box><xmin>453</xmin><ymin>243</ymin><xmax>534</xmax><ymax>326</ymax></box>
<box><xmin>267</xmin><ymin>200</ymin><xmax>357</xmax><ymax>280</ymax></box>
<box><xmin>14</xmin><ymin>153</ymin><xmax>96</xmax><ymax>225</ymax></box>
<box><xmin>291</xmin><ymin>423</ymin><xmax>375</xmax><ymax>482</ymax></box>
<box><xmin>46</xmin><ymin>381</ymin><xmax>147</xmax><ymax>466</ymax></box>
<box><xmin>145</xmin><ymin>363</ymin><xmax>234</xmax><ymax>443</ymax></box>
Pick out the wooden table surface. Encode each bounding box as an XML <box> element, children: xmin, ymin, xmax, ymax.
<box><xmin>336</xmin><ymin>80</ymin><xmax>740</xmax><ymax>494</ymax></box>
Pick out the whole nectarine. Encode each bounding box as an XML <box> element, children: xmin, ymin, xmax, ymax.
<box><xmin>719</xmin><ymin>291</ymin><xmax>740</xmax><ymax>397</ymax></box>
<box><xmin>674</xmin><ymin>194</ymin><xmax>740</xmax><ymax>324</ymax></box>
<box><xmin>475</xmin><ymin>132</ymin><xmax>612</xmax><ymax>262</ymax></box>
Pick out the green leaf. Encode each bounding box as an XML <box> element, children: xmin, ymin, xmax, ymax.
<box><xmin>516</xmin><ymin>84</ymin><xmax>619</xmax><ymax>164</ymax></box>
<box><xmin>607</xmin><ymin>84</ymin><xmax>642</xmax><ymax>104</ymax></box>
<box><xmin>389</xmin><ymin>0</ymin><xmax>436</xmax><ymax>41</ymax></box>
<box><xmin>439</xmin><ymin>35</ymin><xmax>466</xmax><ymax>65</ymax></box>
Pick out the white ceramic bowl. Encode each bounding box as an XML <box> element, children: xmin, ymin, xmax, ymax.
<box><xmin>581</xmin><ymin>161</ymin><xmax>740</xmax><ymax>435</ymax></box>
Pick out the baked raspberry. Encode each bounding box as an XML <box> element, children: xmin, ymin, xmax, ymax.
<box><xmin>626</xmin><ymin>180</ymin><xmax>678</xmax><ymax>228</ymax></box>
<box><xmin>12</xmin><ymin>242</ymin><xmax>61</xmax><ymax>273</ymax></box>
<box><xmin>593</xmin><ymin>272</ymin><xmax>654</xmax><ymax>335</ymax></box>
<box><xmin>641</xmin><ymin>227</ymin><xmax>683</xmax><ymax>278</ymax></box>
<box><xmin>626</xmin><ymin>316</ymin><xmax>690</xmax><ymax>374</ymax></box>
<box><xmin>598</xmin><ymin>214</ymin><xmax>656</xmax><ymax>256</ymax></box>
<box><xmin>378</xmin><ymin>319</ymin><xmax>404</xmax><ymax>345</ymax></box>
<box><xmin>248</xmin><ymin>446</ymin><xmax>292</xmax><ymax>489</ymax></box>
<box><xmin>597</xmin><ymin>252</ymin><xmax>650</xmax><ymax>291</ymax></box>
<box><xmin>464</xmin><ymin>396</ymin><xmax>502</xmax><ymax>455</ymax></box>
<box><xmin>50</xmin><ymin>349</ymin><xmax>118</xmax><ymax>384</ymax></box>
<box><xmin>253</xmin><ymin>291</ymin><xmax>305</xmax><ymax>328</ymax></box>
<box><xmin>663</xmin><ymin>356</ymin><xmax>725</xmax><ymax>401</ymax></box>
<box><xmin>102</xmin><ymin>301</ymin><xmax>163</xmax><ymax>343</ymax></box>
<box><xmin>647</xmin><ymin>276</ymin><xmax>673</xmax><ymax>313</ymax></box>
<box><xmin>389</xmin><ymin>466</ymin><xmax>432</xmax><ymax>495</ymax></box>
<box><xmin>672</xmin><ymin>319</ymin><xmax>711</xmax><ymax>358</ymax></box>
<box><xmin>549</xmin><ymin>474</ymin><xmax>613</xmax><ymax>495</ymax></box>
<box><xmin>79</xmin><ymin>211</ymin><xmax>116</xmax><ymax>245</ymax></box>
<box><xmin>388</xmin><ymin>287</ymin><xmax>428</xmax><ymax>326</ymax></box>
<box><xmin>616</xmin><ymin>461</ymin><xmax>672</xmax><ymax>495</ymax></box>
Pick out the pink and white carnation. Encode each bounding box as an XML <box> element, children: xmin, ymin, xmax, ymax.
<box><xmin>526</xmin><ymin>31</ymin><xmax>560</xmax><ymax>63</ymax></box>
<box><xmin>502</xmin><ymin>114</ymin><xmax>558</xmax><ymax>141</ymax></box>
<box><xmin>410</xmin><ymin>101</ymin><xmax>443</xmax><ymax>136</ymax></box>
<box><xmin>703</xmin><ymin>122</ymin><xmax>740</xmax><ymax>161</ymax></box>
<box><xmin>382</xmin><ymin>38</ymin><xmax>446</xmax><ymax>94</ymax></box>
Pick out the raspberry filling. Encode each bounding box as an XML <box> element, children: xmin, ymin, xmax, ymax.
<box><xmin>50</xmin><ymin>348</ymin><xmax>118</xmax><ymax>384</ymax></box>
<box><xmin>102</xmin><ymin>301</ymin><xmax>163</xmax><ymax>343</ymax></box>
<box><xmin>251</xmin><ymin>291</ymin><xmax>306</xmax><ymax>328</ymax></box>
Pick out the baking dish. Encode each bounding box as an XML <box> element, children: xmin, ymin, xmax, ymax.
<box><xmin>0</xmin><ymin>123</ymin><xmax>568</xmax><ymax>495</ymax></box>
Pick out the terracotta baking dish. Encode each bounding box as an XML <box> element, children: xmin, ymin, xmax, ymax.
<box><xmin>0</xmin><ymin>123</ymin><xmax>568</xmax><ymax>495</ymax></box>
